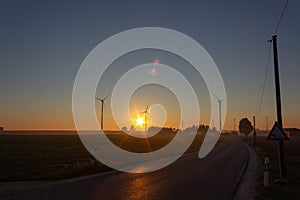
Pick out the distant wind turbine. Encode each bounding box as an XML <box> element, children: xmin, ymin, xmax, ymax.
<box><xmin>214</xmin><ymin>95</ymin><xmax>227</xmax><ymax>134</ymax></box>
<box><xmin>95</xmin><ymin>95</ymin><xmax>109</xmax><ymax>130</ymax></box>
<box><xmin>141</xmin><ymin>105</ymin><xmax>150</xmax><ymax>132</ymax></box>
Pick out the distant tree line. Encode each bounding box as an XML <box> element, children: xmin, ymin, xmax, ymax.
<box><xmin>122</xmin><ymin>124</ymin><xmax>213</xmax><ymax>134</ymax></box>
<box><xmin>197</xmin><ymin>124</ymin><xmax>209</xmax><ymax>134</ymax></box>
<box><xmin>122</xmin><ymin>118</ymin><xmax>257</xmax><ymax>138</ymax></box>
<box><xmin>148</xmin><ymin>126</ymin><xmax>178</xmax><ymax>134</ymax></box>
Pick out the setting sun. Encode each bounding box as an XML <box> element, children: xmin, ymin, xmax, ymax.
<box><xmin>135</xmin><ymin>117</ymin><xmax>144</xmax><ymax>126</ymax></box>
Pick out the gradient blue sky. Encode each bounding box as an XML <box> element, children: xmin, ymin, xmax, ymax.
<box><xmin>1</xmin><ymin>0</ymin><xmax>299</xmax><ymax>130</ymax></box>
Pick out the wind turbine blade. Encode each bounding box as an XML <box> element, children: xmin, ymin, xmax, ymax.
<box><xmin>103</xmin><ymin>94</ymin><xmax>110</xmax><ymax>101</ymax></box>
<box><xmin>221</xmin><ymin>96</ymin><xmax>228</xmax><ymax>102</ymax></box>
<box><xmin>147</xmin><ymin>112</ymin><xmax>152</xmax><ymax>118</ymax></box>
<box><xmin>213</xmin><ymin>94</ymin><xmax>220</xmax><ymax>101</ymax></box>
<box><xmin>95</xmin><ymin>97</ymin><xmax>102</xmax><ymax>101</ymax></box>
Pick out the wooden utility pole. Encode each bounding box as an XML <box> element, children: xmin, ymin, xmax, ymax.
<box><xmin>271</xmin><ymin>35</ymin><xmax>286</xmax><ymax>180</ymax></box>
<box><xmin>233</xmin><ymin>118</ymin><xmax>236</xmax><ymax>132</ymax></box>
<box><xmin>253</xmin><ymin>116</ymin><xmax>256</xmax><ymax>145</ymax></box>
<box><xmin>266</xmin><ymin>116</ymin><xmax>269</xmax><ymax>132</ymax></box>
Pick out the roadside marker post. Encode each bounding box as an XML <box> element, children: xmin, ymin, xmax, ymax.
<box><xmin>264</xmin><ymin>157</ymin><xmax>270</xmax><ymax>188</ymax></box>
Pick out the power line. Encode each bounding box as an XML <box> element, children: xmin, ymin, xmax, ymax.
<box><xmin>256</xmin><ymin>42</ymin><xmax>272</xmax><ymax>117</ymax></box>
<box><xmin>256</xmin><ymin>0</ymin><xmax>289</xmax><ymax>117</ymax></box>
<box><xmin>274</xmin><ymin>0</ymin><xmax>289</xmax><ymax>34</ymax></box>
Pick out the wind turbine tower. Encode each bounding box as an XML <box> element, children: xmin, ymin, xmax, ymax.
<box><xmin>95</xmin><ymin>95</ymin><xmax>109</xmax><ymax>130</ymax></box>
<box><xmin>214</xmin><ymin>95</ymin><xmax>226</xmax><ymax>134</ymax></box>
<box><xmin>141</xmin><ymin>105</ymin><xmax>150</xmax><ymax>132</ymax></box>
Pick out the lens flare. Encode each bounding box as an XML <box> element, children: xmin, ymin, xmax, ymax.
<box><xmin>148</xmin><ymin>68</ymin><xmax>157</xmax><ymax>76</ymax></box>
<box><xmin>135</xmin><ymin>117</ymin><xmax>144</xmax><ymax>126</ymax></box>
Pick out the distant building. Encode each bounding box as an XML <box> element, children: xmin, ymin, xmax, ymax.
<box><xmin>284</xmin><ymin>128</ymin><xmax>300</xmax><ymax>137</ymax></box>
<box><xmin>0</xmin><ymin>127</ymin><xmax>4</xmax><ymax>134</ymax></box>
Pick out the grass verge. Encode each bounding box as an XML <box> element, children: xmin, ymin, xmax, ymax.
<box><xmin>251</xmin><ymin>137</ymin><xmax>300</xmax><ymax>200</ymax></box>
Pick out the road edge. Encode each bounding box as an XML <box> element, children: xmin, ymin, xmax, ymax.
<box><xmin>231</xmin><ymin>142</ymin><xmax>261</xmax><ymax>200</ymax></box>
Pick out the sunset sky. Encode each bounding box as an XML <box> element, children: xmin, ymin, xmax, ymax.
<box><xmin>1</xmin><ymin>0</ymin><xmax>299</xmax><ymax>130</ymax></box>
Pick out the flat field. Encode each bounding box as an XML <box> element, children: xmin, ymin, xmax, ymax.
<box><xmin>253</xmin><ymin>136</ymin><xmax>300</xmax><ymax>199</ymax></box>
<box><xmin>0</xmin><ymin>131</ymin><xmax>213</xmax><ymax>181</ymax></box>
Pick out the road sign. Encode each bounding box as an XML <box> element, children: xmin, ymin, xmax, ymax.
<box><xmin>267</xmin><ymin>122</ymin><xmax>289</xmax><ymax>140</ymax></box>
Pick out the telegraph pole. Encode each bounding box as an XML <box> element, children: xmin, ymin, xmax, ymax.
<box><xmin>271</xmin><ymin>35</ymin><xmax>286</xmax><ymax>181</ymax></box>
<box><xmin>233</xmin><ymin>118</ymin><xmax>236</xmax><ymax>132</ymax></box>
<box><xmin>253</xmin><ymin>116</ymin><xmax>256</xmax><ymax>145</ymax></box>
<box><xmin>266</xmin><ymin>116</ymin><xmax>269</xmax><ymax>132</ymax></box>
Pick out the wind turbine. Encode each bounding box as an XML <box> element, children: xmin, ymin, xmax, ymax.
<box><xmin>95</xmin><ymin>95</ymin><xmax>109</xmax><ymax>130</ymax></box>
<box><xmin>141</xmin><ymin>105</ymin><xmax>150</xmax><ymax>132</ymax></box>
<box><xmin>214</xmin><ymin>95</ymin><xmax>227</xmax><ymax>134</ymax></box>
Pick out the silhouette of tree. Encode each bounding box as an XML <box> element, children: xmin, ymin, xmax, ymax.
<box><xmin>239</xmin><ymin>118</ymin><xmax>253</xmax><ymax>138</ymax></box>
<box><xmin>148</xmin><ymin>126</ymin><xmax>161</xmax><ymax>134</ymax></box>
<box><xmin>129</xmin><ymin>125</ymin><xmax>135</xmax><ymax>132</ymax></box>
<box><xmin>197</xmin><ymin>124</ymin><xmax>209</xmax><ymax>134</ymax></box>
<box><xmin>148</xmin><ymin>126</ymin><xmax>177</xmax><ymax>134</ymax></box>
<box><xmin>183</xmin><ymin>126</ymin><xmax>198</xmax><ymax>133</ymax></box>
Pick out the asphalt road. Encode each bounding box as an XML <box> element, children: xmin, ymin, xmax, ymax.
<box><xmin>3</xmin><ymin>138</ymin><xmax>248</xmax><ymax>200</ymax></box>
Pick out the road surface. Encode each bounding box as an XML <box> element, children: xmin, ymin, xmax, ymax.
<box><xmin>2</xmin><ymin>138</ymin><xmax>248</xmax><ymax>200</ymax></box>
